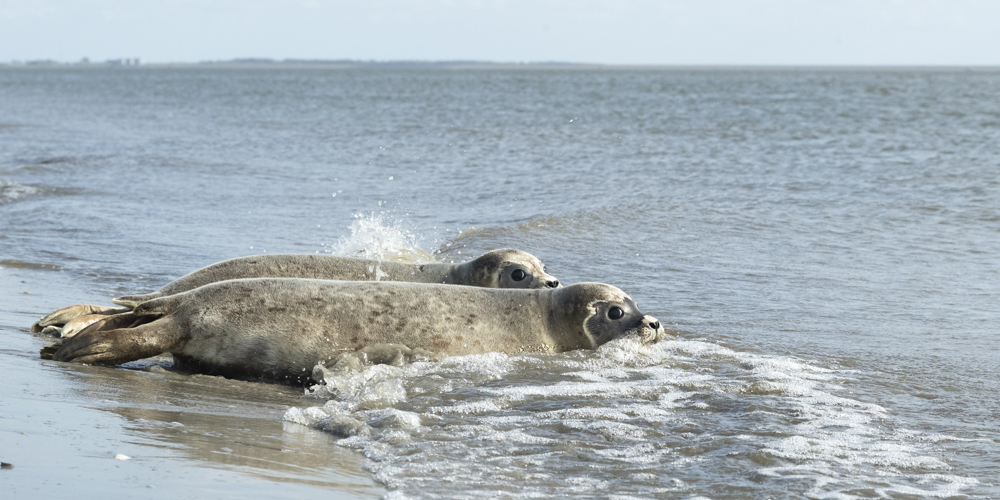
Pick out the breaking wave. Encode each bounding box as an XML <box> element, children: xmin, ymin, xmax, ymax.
<box><xmin>284</xmin><ymin>339</ymin><xmax>977</xmax><ymax>499</ymax></box>
<box><xmin>0</xmin><ymin>179</ymin><xmax>41</xmax><ymax>205</ymax></box>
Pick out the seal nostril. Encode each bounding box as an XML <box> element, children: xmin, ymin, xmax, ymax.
<box><xmin>547</xmin><ymin>280</ymin><xmax>559</xmax><ymax>288</ymax></box>
<box><xmin>650</xmin><ymin>321</ymin><xmax>660</xmax><ymax>330</ymax></box>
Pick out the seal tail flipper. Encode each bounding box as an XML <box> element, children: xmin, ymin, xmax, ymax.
<box><xmin>112</xmin><ymin>291</ymin><xmax>164</xmax><ymax>309</ymax></box>
<box><xmin>45</xmin><ymin>293</ymin><xmax>187</xmax><ymax>364</ymax></box>
<box><xmin>39</xmin><ymin>341</ymin><xmax>63</xmax><ymax>360</ymax></box>
<box><xmin>77</xmin><ymin>292</ymin><xmax>185</xmax><ymax>335</ymax></box>
<box><xmin>32</xmin><ymin>304</ymin><xmax>130</xmax><ymax>333</ymax></box>
<box><xmin>65</xmin><ymin>311</ymin><xmax>146</xmax><ymax>337</ymax></box>
<box><xmin>51</xmin><ymin>318</ymin><xmax>184</xmax><ymax>366</ymax></box>
<box><xmin>61</xmin><ymin>313</ymin><xmax>120</xmax><ymax>338</ymax></box>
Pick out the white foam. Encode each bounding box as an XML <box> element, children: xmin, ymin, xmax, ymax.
<box><xmin>283</xmin><ymin>340</ymin><xmax>980</xmax><ymax>498</ymax></box>
<box><xmin>0</xmin><ymin>179</ymin><xmax>40</xmax><ymax>204</ymax></box>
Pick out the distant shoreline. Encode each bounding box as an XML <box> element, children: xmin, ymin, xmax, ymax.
<box><xmin>3</xmin><ymin>59</ymin><xmax>1000</xmax><ymax>71</ymax></box>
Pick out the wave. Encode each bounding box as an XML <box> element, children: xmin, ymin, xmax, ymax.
<box><xmin>284</xmin><ymin>340</ymin><xmax>980</xmax><ymax>498</ymax></box>
<box><xmin>0</xmin><ymin>259</ymin><xmax>60</xmax><ymax>270</ymax></box>
<box><xmin>315</xmin><ymin>207</ymin><xmax>642</xmax><ymax>266</ymax></box>
<box><xmin>441</xmin><ymin>203</ymin><xmax>667</xmax><ymax>257</ymax></box>
<box><xmin>0</xmin><ymin>180</ymin><xmax>41</xmax><ymax>205</ymax></box>
<box><xmin>454</xmin><ymin>215</ymin><xmax>577</xmax><ymax>239</ymax></box>
<box><xmin>20</xmin><ymin>156</ymin><xmax>75</xmax><ymax>165</ymax></box>
<box><xmin>0</xmin><ymin>179</ymin><xmax>84</xmax><ymax>204</ymax></box>
<box><xmin>2</xmin><ymin>155</ymin><xmax>113</xmax><ymax>175</ymax></box>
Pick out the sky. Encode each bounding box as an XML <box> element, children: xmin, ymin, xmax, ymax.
<box><xmin>1</xmin><ymin>0</ymin><xmax>999</xmax><ymax>65</ymax></box>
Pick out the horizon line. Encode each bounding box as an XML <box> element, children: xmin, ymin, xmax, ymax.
<box><xmin>4</xmin><ymin>58</ymin><xmax>1000</xmax><ymax>70</ymax></box>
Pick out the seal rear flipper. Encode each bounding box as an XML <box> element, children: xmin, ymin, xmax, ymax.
<box><xmin>61</xmin><ymin>313</ymin><xmax>131</xmax><ymax>338</ymax></box>
<box><xmin>72</xmin><ymin>294</ymin><xmax>182</xmax><ymax>337</ymax></box>
<box><xmin>31</xmin><ymin>304</ymin><xmax>130</xmax><ymax>333</ymax></box>
<box><xmin>52</xmin><ymin>318</ymin><xmax>184</xmax><ymax>366</ymax></box>
<box><xmin>112</xmin><ymin>291</ymin><xmax>164</xmax><ymax>308</ymax></box>
<box><xmin>39</xmin><ymin>339</ymin><xmax>64</xmax><ymax>360</ymax></box>
<box><xmin>69</xmin><ymin>311</ymin><xmax>144</xmax><ymax>336</ymax></box>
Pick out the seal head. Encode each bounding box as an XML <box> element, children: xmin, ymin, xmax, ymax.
<box><xmin>551</xmin><ymin>283</ymin><xmax>665</xmax><ymax>348</ymax></box>
<box><xmin>457</xmin><ymin>249</ymin><xmax>560</xmax><ymax>289</ymax></box>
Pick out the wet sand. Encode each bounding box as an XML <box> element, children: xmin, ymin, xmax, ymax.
<box><xmin>0</xmin><ymin>265</ymin><xmax>382</xmax><ymax>499</ymax></box>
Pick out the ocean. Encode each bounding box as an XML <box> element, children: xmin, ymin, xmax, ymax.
<box><xmin>1</xmin><ymin>66</ymin><xmax>998</xmax><ymax>499</ymax></box>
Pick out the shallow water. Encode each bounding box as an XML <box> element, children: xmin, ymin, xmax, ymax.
<box><xmin>1</xmin><ymin>66</ymin><xmax>999</xmax><ymax>498</ymax></box>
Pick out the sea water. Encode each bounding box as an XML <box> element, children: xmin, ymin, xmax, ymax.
<box><xmin>1</xmin><ymin>66</ymin><xmax>998</xmax><ymax>498</ymax></box>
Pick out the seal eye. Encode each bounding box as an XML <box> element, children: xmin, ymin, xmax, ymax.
<box><xmin>608</xmin><ymin>306</ymin><xmax>624</xmax><ymax>320</ymax></box>
<box><xmin>511</xmin><ymin>269</ymin><xmax>527</xmax><ymax>281</ymax></box>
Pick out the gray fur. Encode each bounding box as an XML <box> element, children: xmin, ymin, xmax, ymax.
<box><xmin>112</xmin><ymin>248</ymin><xmax>558</xmax><ymax>308</ymax></box>
<box><xmin>52</xmin><ymin>279</ymin><xmax>665</xmax><ymax>384</ymax></box>
<box><xmin>32</xmin><ymin>249</ymin><xmax>558</xmax><ymax>333</ymax></box>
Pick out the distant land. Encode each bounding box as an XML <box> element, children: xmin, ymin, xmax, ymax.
<box><xmin>2</xmin><ymin>58</ymin><xmax>999</xmax><ymax>71</ymax></box>
<box><xmin>0</xmin><ymin>58</ymin><xmax>602</xmax><ymax>69</ymax></box>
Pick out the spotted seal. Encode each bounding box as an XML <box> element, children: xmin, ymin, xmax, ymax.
<box><xmin>50</xmin><ymin>279</ymin><xmax>665</xmax><ymax>384</ymax></box>
<box><xmin>32</xmin><ymin>249</ymin><xmax>559</xmax><ymax>336</ymax></box>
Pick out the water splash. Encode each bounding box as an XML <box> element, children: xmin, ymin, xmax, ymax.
<box><xmin>326</xmin><ymin>212</ymin><xmax>435</xmax><ymax>280</ymax></box>
<box><xmin>284</xmin><ymin>340</ymin><xmax>980</xmax><ymax>499</ymax></box>
<box><xmin>0</xmin><ymin>179</ymin><xmax>40</xmax><ymax>205</ymax></box>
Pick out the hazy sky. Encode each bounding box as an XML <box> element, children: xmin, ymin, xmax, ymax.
<box><xmin>2</xmin><ymin>0</ymin><xmax>999</xmax><ymax>65</ymax></box>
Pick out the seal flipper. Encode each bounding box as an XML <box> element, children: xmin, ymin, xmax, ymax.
<box><xmin>73</xmin><ymin>311</ymin><xmax>145</xmax><ymax>335</ymax></box>
<box><xmin>112</xmin><ymin>291</ymin><xmax>164</xmax><ymax>309</ymax></box>
<box><xmin>39</xmin><ymin>340</ymin><xmax>64</xmax><ymax>360</ymax></box>
<box><xmin>61</xmin><ymin>313</ymin><xmax>121</xmax><ymax>338</ymax></box>
<box><xmin>32</xmin><ymin>304</ymin><xmax>130</xmax><ymax>333</ymax></box>
<box><xmin>52</xmin><ymin>318</ymin><xmax>184</xmax><ymax>366</ymax></box>
<box><xmin>52</xmin><ymin>293</ymin><xmax>187</xmax><ymax>366</ymax></box>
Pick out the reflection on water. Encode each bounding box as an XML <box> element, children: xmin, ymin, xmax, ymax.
<box><xmin>64</xmin><ymin>362</ymin><xmax>379</xmax><ymax>496</ymax></box>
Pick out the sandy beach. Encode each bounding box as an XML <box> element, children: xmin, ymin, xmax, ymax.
<box><xmin>1</xmin><ymin>264</ymin><xmax>382</xmax><ymax>499</ymax></box>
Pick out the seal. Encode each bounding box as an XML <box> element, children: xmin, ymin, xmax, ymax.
<box><xmin>32</xmin><ymin>248</ymin><xmax>559</xmax><ymax>336</ymax></box>
<box><xmin>50</xmin><ymin>279</ymin><xmax>665</xmax><ymax>384</ymax></box>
